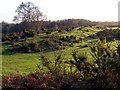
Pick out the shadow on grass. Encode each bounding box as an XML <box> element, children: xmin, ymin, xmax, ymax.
<box><xmin>85</xmin><ymin>34</ymin><xmax>98</xmax><ymax>40</ymax></box>
<box><xmin>2</xmin><ymin>48</ymin><xmax>57</xmax><ymax>55</ymax></box>
<box><xmin>2</xmin><ymin>49</ymin><xmax>16</xmax><ymax>55</ymax></box>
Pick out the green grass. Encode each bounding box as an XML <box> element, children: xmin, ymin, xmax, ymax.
<box><xmin>2</xmin><ymin>44</ymin><xmax>91</xmax><ymax>76</ymax></box>
<box><xmin>2</xmin><ymin>53</ymin><xmax>39</xmax><ymax>75</ymax></box>
<box><xmin>2</xmin><ymin>26</ymin><xmax>118</xmax><ymax>76</ymax></box>
<box><xmin>1</xmin><ymin>27</ymin><xmax>97</xmax><ymax>75</ymax></box>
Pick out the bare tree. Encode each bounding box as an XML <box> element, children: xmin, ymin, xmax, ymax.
<box><xmin>13</xmin><ymin>2</ymin><xmax>46</xmax><ymax>30</ymax></box>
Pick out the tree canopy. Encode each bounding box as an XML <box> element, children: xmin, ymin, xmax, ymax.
<box><xmin>13</xmin><ymin>2</ymin><xmax>46</xmax><ymax>23</ymax></box>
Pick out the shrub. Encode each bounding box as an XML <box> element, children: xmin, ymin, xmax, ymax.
<box><xmin>97</xmin><ymin>29</ymin><xmax>120</xmax><ymax>41</ymax></box>
<box><xmin>2</xmin><ymin>35</ymin><xmax>9</xmax><ymax>42</ymax></box>
<box><xmin>29</xmin><ymin>42</ymin><xmax>39</xmax><ymax>52</ymax></box>
<box><xmin>89</xmin><ymin>38</ymin><xmax>120</xmax><ymax>88</ymax></box>
<box><xmin>65</xmin><ymin>50</ymin><xmax>93</xmax><ymax>80</ymax></box>
<box><xmin>71</xmin><ymin>26</ymin><xmax>75</xmax><ymax>29</ymax></box>
<box><xmin>21</xmin><ymin>42</ymin><xmax>30</xmax><ymax>52</ymax></box>
<box><xmin>14</xmin><ymin>41</ymin><xmax>40</xmax><ymax>53</ymax></box>
<box><xmin>70</xmin><ymin>35</ymin><xmax>74</xmax><ymax>39</ymax></box>
<box><xmin>24</xmin><ymin>30</ymin><xmax>35</xmax><ymax>37</ymax></box>
<box><xmin>65</xmin><ymin>36</ymin><xmax>69</xmax><ymax>41</ymax></box>
<box><xmin>38</xmin><ymin>51</ymin><xmax>65</xmax><ymax>75</ymax></box>
<box><xmin>46</xmin><ymin>31</ymin><xmax>51</xmax><ymax>34</ymax></box>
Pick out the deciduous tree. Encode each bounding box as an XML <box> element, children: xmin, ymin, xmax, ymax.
<box><xmin>13</xmin><ymin>2</ymin><xmax>46</xmax><ymax>30</ymax></box>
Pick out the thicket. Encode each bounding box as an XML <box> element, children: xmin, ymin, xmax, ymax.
<box><xmin>97</xmin><ymin>29</ymin><xmax>120</xmax><ymax>41</ymax></box>
<box><xmin>11</xmin><ymin>33</ymin><xmax>81</xmax><ymax>53</ymax></box>
<box><xmin>2</xmin><ymin>30</ymin><xmax>35</xmax><ymax>43</ymax></box>
<box><xmin>2</xmin><ymin>27</ymin><xmax>81</xmax><ymax>53</ymax></box>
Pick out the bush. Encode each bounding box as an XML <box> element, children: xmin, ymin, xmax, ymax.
<box><xmin>29</xmin><ymin>42</ymin><xmax>39</xmax><ymax>52</ymax></box>
<box><xmin>97</xmin><ymin>29</ymin><xmax>120</xmax><ymax>41</ymax></box>
<box><xmin>13</xmin><ymin>41</ymin><xmax>40</xmax><ymax>53</ymax></box>
<box><xmin>24</xmin><ymin>30</ymin><xmax>35</xmax><ymax>37</ymax></box>
<box><xmin>46</xmin><ymin>31</ymin><xmax>51</xmax><ymax>34</ymax></box>
<box><xmin>38</xmin><ymin>51</ymin><xmax>65</xmax><ymax>75</ymax></box>
<box><xmin>89</xmin><ymin>39</ymin><xmax>120</xmax><ymax>88</ymax></box>
<box><xmin>2</xmin><ymin>35</ymin><xmax>9</xmax><ymax>42</ymax></box>
<box><xmin>65</xmin><ymin>50</ymin><xmax>93</xmax><ymax>79</ymax></box>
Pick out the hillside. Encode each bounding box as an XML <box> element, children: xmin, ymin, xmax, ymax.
<box><xmin>1</xmin><ymin>19</ymin><xmax>118</xmax><ymax>34</ymax></box>
<box><xmin>2</xmin><ymin>26</ymin><xmax>120</xmax><ymax>75</ymax></box>
<box><xmin>2</xmin><ymin>25</ymin><xmax>120</xmax><ymax>89</ymax></box>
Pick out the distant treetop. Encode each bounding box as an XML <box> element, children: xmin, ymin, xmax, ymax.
<box><xmin>13</xmin><ymin>2</ymin><xmax>47</xmax><ymax>23</ymax></box>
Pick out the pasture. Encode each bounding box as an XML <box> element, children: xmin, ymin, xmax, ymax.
<box><xmin>2</xmin><ymin>26</ymin><xmax>119</xmax><ymax>75</ymax></box>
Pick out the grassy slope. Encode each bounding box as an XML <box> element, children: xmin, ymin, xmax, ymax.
<box><xmin>2</xmin><ymin>53</ymin><xmax>39</xmax><ymax>75</ymax></box>
<box><xmin>3</xmin><ymin>26</ymin><xmax>117</xmax><ymax>76</ymax></box>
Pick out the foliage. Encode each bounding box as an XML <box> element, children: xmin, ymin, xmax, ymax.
<box><xmin>60</xmin><ymin>35</ymin><xmax>79</xmax><ymax>43</ymax></box>
<box><xmin>2</xmin><ymin>72</ymin><xmax>83</xmax><ymax>90</ymax></box>
<box><xmin>17</xmin><ymin>41</ymin><xmax>40</xmax><ymax>53</ymax></box>
<box><xmin>65</xmin><ymin>51</ymin><xmax>93</xmax><ymax>80</ymax></box>
<box><xmin>2</xmin><ymin>30</ymin><xmax>35</xmax><ymax>42</ymax></box>
<box><xmin>89</xmin><ymin>39</ymin><xmax>120</xmax><ymax>89</ymax></box>
<box><xmin>13</xmin><ymin>2</ymin><xmax>46</xmax><ymax>23</ymax></box>
<box><xmin>39</xmin><ymin>34</ymin><xmax>66</xmax><ymax>51</ymax></box>
<box><xmin>97</xmin><ymin>29</ymin><xmax>120</xmax><ymax>41</ymax></box>
<box><xmin>38</xmin><ymin>51</ymin><xmax>65</xmax><ymax>75</ymax></box>
<box><xmin>2</xmin><ymin>19</ymin><xmax>95</xmax><ymax>34</ymax></box>
<box><xmin>2</xmin><ymin>39</ymin><xmax>120</xmax><ymax>89</ymax></box>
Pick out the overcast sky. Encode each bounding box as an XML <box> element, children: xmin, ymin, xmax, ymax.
<box><xmin>0</xmin><ymin>0</ymin><xmax>119</xmax><ymax>23</ymax></box>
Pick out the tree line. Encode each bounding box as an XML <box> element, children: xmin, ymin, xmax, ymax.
<box><xmin>2</xmin><ymin>19</ymin><xmax>94</xmax><ymax>34</ymax></box>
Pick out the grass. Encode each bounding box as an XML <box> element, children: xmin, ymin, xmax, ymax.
<box><xmin>2</xmin><ymin>53</ymin><xmax>39</xmax><ymax>75</ymax></box>
<box><xmin>2</xmin><ymin>44</ymin><xmax>91</xmax><ymax>76</ymax></box>
<box><xmin>2</xmin><ymin>26</ymin><xmax>118</xmax><ymax>76</ymax></box>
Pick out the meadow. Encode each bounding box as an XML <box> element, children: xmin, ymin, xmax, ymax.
<box><xmin>2</xmin><ymin>25</ymin><xmax>120</xmax><ymax>89</ymax></box>
<box><xmin>2</xmin><ymin>26</ymin><xmax>118</xmax><ymax>76</ymax></box>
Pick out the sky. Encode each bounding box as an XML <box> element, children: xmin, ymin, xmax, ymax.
<box><xmin>0</xmin><ymin>0</ymin><xmax>119</xmax><ymax>23</ymax></box>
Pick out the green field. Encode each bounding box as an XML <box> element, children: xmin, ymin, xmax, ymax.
<box><xmin>2</xmin><ymin>26</ymin><xmax>118</xmax><ymax>76</ymax></box>
<box><xmin>2</xmin><ymin>44</ymin><xmax>91</xmax><ymax>75</ymax></box>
